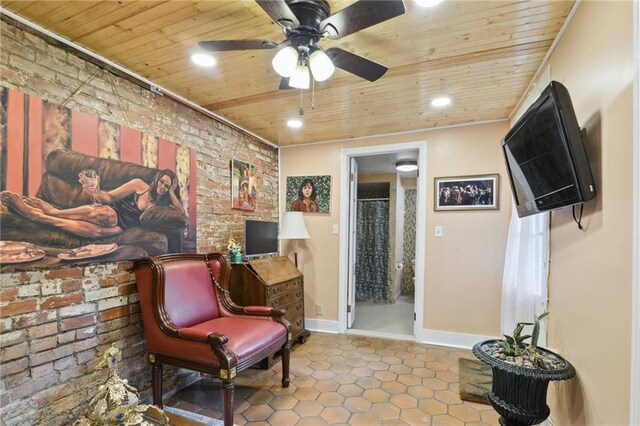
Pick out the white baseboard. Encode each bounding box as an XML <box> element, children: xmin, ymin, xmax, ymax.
<box><xmin>417</xmin><ymin>329</ymin><xmax>499</xmax><ymax>349</ymax></box>
<box><xmin>305</xmin><ymin>318</ymin><xmax>340</xmax><ymax>334</ymax></box>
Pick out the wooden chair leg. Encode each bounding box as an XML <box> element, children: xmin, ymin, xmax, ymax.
<box><xmin>281</xmin><ymin>342</ymin><xmax>291</xmax><ymax>388</ymax></box>
<box><xmin>151</xmin><ymin>361</ymin><xmax>163</xmax><ymax>408</ymax></box>
<box><xmin>222</xmin><ymin>379</ymin><xmax>235</xmax><ymax>426</ymax></box>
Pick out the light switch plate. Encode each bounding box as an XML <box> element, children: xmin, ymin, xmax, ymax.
<box><xmin>435</xmin><ymin>225</ymin><xmax>443</xmax><ymax>238</ymax></box>
<box><xmin>332</xmin><ymin>224</ymin><xmax>339</xmax><ymax>235</ymax></box>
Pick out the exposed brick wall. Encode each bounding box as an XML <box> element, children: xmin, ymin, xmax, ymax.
<box><xmin>0</xmin><ymin>19</ymin><xmax>279</xmax><ymax>425</ymax></box>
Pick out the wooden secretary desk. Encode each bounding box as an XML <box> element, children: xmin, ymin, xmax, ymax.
<box><xmin>228</xmin><ymin>256</ymin><xmax>309</xmax><ymax>346</ymax></box>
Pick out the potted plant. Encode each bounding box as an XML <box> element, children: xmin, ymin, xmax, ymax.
<box><xmin>227</xmin><ymin>238</ymin><xmax>243</xmax><ymax>264</ymax></box>
<box><xmin>472</xmin><ymin>313</ymin><xmax>575</xmax><ymax>426</ymax></box>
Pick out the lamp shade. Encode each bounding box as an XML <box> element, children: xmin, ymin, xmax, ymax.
<box><xmin>272</xmin><ymin>46</ymin><xmax>298</xmax><ymax>77</ymax></box>
<box><xmin>279</xmin><ymin>212</ymin><xmax>310</xmax><ymax>239</ymax></box>
<box><xmin>289</xmin><ymin>64</ymin><xmax>310</xmax><ymax>89</ymax></box>
<box><xmin>309</xmin><ymin>49</ymin><xmax>335</xmax><ymax>82</ymax></box>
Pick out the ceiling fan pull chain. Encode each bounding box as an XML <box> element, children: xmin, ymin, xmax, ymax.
<box><xmin>299</xmin><ymin>89</ymin><xmax>304</xmax><ymax>116</ymax></box>
<box><xmin>312</xmin><ymin>78</ymin><xmax>316</xmax><ymax>110</ymax></box>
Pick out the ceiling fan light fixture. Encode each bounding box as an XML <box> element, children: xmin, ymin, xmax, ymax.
<box><xmin>309</xmin><ymin>49</ymin><xmax>335</xmax><ymax>82</ymax></box>
<box><xmin>272</xmin><ymin>46</ymin><xmax>299</xmax><ymax>77</ymax></box>
<box><xmin>289</xmin><ymin>64</ymin><xmax>311</xmax><ymax>89</ymax></box>
<box><xmin>191</xmin><ymin>53</ymin><xmax>216</xmax><ymax>67</ymax></box>
<box><xmin>395</xmin><ymin>161</ymin><xmax>418</xmax><ymax>172</ymax></box>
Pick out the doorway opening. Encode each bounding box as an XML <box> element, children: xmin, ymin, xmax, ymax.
<box><xmin>338</xmin><ymin>142</ymin><xmax>427</xmax><ymax>341</ymax></box>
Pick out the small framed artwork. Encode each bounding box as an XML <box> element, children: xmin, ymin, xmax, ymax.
<box><xmin>286</xmin><ymin>175</ymin><xmax>331</xmax><ymax>213</ymax></box>
<box><xmin>434</xmin><ymin>174</ymin><xmax>499</xmax><ymax>211</ymax></box>
<box><xmin>231</xmin><ymin>159</ymin><xmax>257</xmax><ymax>211</ymax></box>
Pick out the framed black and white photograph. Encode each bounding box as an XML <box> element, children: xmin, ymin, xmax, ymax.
<box><xmin>434</xmin><ymin>174</ymin><xmax>499</xmax><ymax>211</ymax></box>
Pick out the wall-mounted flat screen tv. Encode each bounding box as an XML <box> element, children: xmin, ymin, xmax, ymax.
<box><xmin>244</xmin><ymin>220</ymin><xmax>279</xmax><ymax>258</ymax></box>
<box><xmin>501</xmin><ymin>81</ymin><xmax>596</xmax><ymax>218</ymax></box>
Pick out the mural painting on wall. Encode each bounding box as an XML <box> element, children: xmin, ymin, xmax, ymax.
<box><xmin>230</xmin><ymin>158</ymin><xmax>257</xmax><ymax>211</ymax></box>
<box><xmin>0</xmin><ymin>86</ymin><xmax>197</xmax><ymax>271</ymax></box>
<box><xmin>286</xmin><ymin>175</ymin><xmax>332</xmax><ymax>213</ymax></box>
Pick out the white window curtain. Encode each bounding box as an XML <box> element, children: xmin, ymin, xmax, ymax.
<box><xmin>501</xmin><ymin>67</ymin><xmax>551</xmax><ymax>344</ymax></box>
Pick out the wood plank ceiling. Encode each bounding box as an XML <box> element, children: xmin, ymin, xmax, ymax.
<box><xmin>1</xmin><ymin>0</ymin><xmax>574</xmax><ymax>146</ymax></box>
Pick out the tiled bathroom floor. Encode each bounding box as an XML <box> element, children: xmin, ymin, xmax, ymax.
<box><xmin>166</xmin><ymin>332</ymin><xmax>499</xmax><ymax>425</ymax></box>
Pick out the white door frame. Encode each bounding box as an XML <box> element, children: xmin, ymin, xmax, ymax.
<box><xmin>338</xmin><ymin>141</ymin><xmax>427</xmax><ymax>336</ymax></box>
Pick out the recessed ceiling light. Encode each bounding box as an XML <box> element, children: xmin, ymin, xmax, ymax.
<box><xmin>414</xmin><ymin>0</ymin><xmax>445</xmax><ymax>7</ymax></box>
<box><xmin>431</xmin><ymin>96</ymin><xmax>451</xmax><ymax>107</ymax></box>
<box><xmin>287</xmin><ymin>119</ymin><xmax>303</xmax><ymax>128</ymax></box>
<box><xmin>396</xmin><ymin>161</ymin><xmax>418</xmax><ymax>172</ymax></box>
<box><xmin>191</xmin><ymin>53</ymin><xmax>216</xmax><ymax>67</ymax></box>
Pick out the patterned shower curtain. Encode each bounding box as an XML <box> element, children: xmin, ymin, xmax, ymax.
<box><xmin>355</xmin><ymin>200</ymin><xmax>391</xmax><ymax>302</ymax></box>
<box><xmin>401</xmin><ymin>189</ymin><xmax>417</xmax><ymax>295</ymax></box>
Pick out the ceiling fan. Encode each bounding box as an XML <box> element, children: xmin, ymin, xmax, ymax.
<box><xmin>198</xmin><ymin>0</ymin><xmax>406</xmax><ymax>90</ymax></box>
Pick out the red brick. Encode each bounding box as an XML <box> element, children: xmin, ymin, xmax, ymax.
<box><xmin>29</xmin><ymin>344</ymin><xmax>75</xmax><ymax>366</ymax></box>
<box><xmin>0</xmin><ymin>342</ymin><xmax>28</xmax><ymax>363</ymax></box>
<box><xmin>61</xmin><ymin>280</ymin><xmax>82</xmax><ymax>292</ymax></box>
<box><xmin>98</xmin><ymin>276</ymin><xmax>115</xmax><ymax>288</ymax></box>
<box><xmin>42</xmin><ymin>293</ymin><xmax>83</xmax><ymax>309</ymax></box>
<box><xmin>0</xmin><ymin>357</ymin><xmax>28</xmax><ymax>378</ymax></box>
<box><xmin>59</xmin><ymin>314</ymin><xmax>95</xmax><ymax>332</ymax></box>
<box><xmin>98</xmin><ymin>306</ymin><xmax>130</xmax><ymax>322</ymax></box>
<box><xmin>28</xmin><ymin>322</ymin><xmax>58</xmax><ymax>339</ymax></box>
<box><xmin>31</xmin><ymin>335</ymin><xmax>59</xmax><ymax>353</ymax></box>
<box><xmin>118</xmin><ymin>283</ymin><xmax>136</xmax><ymax>296</ymax></box>
<box><xmin>0</xmin><ymin>288</ymin><xmax>18</xmax><ymax>302</ymax></box>
<box><xmin>0</xmin><ymin>299</ymin><xmax>37</xmax><ymax>318</ymax></box>
<box><xmin>115</xmin><ymin>272</ymin><xmax>133</xmax><ymax>284</ymax></box>
<box><xmin>44</xmin><ymin>268</ymin><xmax>82</xmax><ymax>280</ymax></box>
<box><xmin>14</xmin><ymin>311</ymin><xmax>56</xmax><ymax>329</ymax></box>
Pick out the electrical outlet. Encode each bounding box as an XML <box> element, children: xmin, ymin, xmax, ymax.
<box><xmin>316</xmin><ymin>304</ymin><xmax>323</xmax><ymax>315</ymax></box>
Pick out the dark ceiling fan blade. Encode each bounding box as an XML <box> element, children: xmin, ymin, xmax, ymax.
<box><xmin>326</xmin><ymin>48</ymin><xmax>388</xmax><ymax>82</ymax></box>
<box><xmin>256</xmin><ymin>0</ymin><xmax>300</xmax><ymax>29</ymax></box>
<box><xmin>198</xmin><ymin>40</ymin><xmax>278</xmax><ymax>52</ymax></box>
<box><xmin>320</xmin><ymin>0</ymin><xmax>406</xmax><ymax>39</ymax></box>
<box><xmin>279</xmin><ymin>77</ymin><xmax>293</xmax><ymax>90</ymax></box>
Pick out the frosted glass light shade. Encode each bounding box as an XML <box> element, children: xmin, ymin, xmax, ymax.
<box><xmin>309</xmin><ymin>50</ymin><xmax>335</xmax><ymax>82</ymax></box>
<box><xmin>272</xmin><ymin>46</ymin><xmax>298</xmax><ymax>77</ymax></box>
<box><xmin>289</xmin><ymin>64</ymin><xmax>310</xmax><ymax>89</ymax></box>
<box><xmin>279</xmin><ymin>212</ymin><xmax>310</xmax><ymax>239</ymax></box>
<box><xmin>396</xmin><ymin>161</ymin><xmax>418</xmax><ymax>172</ymax></box>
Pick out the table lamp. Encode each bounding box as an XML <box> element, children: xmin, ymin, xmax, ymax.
<box><xmin>278</xmin><ymin>211</ymin><xmax>310</xmax><ymax>267</ymax></box>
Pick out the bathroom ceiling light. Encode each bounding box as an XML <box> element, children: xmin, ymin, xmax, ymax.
<box><xmin>395</xmin><ymin>161</ymin><xmax>418</xmax><ymax>172</ymax></box>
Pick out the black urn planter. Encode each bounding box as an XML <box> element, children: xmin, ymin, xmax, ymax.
<box><xmin>472</xmin><ymin>340</ymin><xmax>575</xmax><ymax>426</ymax></box>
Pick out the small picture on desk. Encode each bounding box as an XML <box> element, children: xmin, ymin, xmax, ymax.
<box><xmin>286</xmin><ymin>175</ymin><xmax>331</xmax><ymax>214</ymax></box>
<box><xmin>0</xmin><ymin>86</ymin><xmax>197</xmax><ymax>272</ymax></box>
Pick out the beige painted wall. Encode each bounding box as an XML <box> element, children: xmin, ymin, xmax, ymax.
<box><xmin>543</xmin><ymin>2</ymin><xmax>635</xmax><ymax>424</ymax></box>
<box><xmin>280</xmin><ymin>120</ymin><xmax>511</xmax><ymax>336</ymax></box>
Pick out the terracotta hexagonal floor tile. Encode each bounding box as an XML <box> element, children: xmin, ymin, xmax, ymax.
<box><xmin>329</xmin><ymin>363</ymin><xmax>352</xmax><ymax>374</ymax></box>
<box><xmin>362</xmin><ymin>388</ymin><xmax>391</xmax><ymax>403</ymax></box>
<box><xmin>380</xmin><ymin>419</ymin><xmax>412</xmax><ymax>425</ymax></box>
<box><xmin>337</xmin><ymin>383</ymin><xmax>364</xmax><ymax>398</ymax></box>
<box><xmin>242</xmin><ymin>404</ymin><xmax>273</xmax><ymax>422</ymax></box>
<box><xmin>449</xmin><ymin>403</ymin><xmax>481</xmax><ymax>422</ymax></box>
<box><xmin>268</xmin><ymin>410</ymin><xmax>301</xmax><ymax>424</ymax></box>
<box><xmin>362</xmin><ymin>353</ymin><xmax>382</xmax><ymax>362</ymax></box>
<box><xmin>294</xmin><ymin>400</ymin><xmax>324</xmax><ymax>417</ymax></box>
<box><xmin>233</xmin><ymin>413</ymin><xmax>247</xmax><ymax>426</ymax></box>
<box><xmin>355</xmin><ymin>376</ymin><xmax>382</xmax><ymax>390</ymax></box>
<box><xmin>370</xmin><ymin>402</ymin><xmax>401</xmax><ymax>420</ymax></box>
<box><xmin>407</xmin><ymin>385</ymin><xmax>435</xmax><ymax>399</ymax></box>
<box><xmin>389</xmin><ymin>364</ymin><xmax>413</xmax><ymax>375</ymax></box>
<box><xmin>293</xmin><ymin>387</ymin><xmax>321</xmax><ymax>401</ymax></box>
<box><xmin>317</xmin><ymin>391</ymin><xmax>345</xmax><ymax>407</ymax></box>
<box><xmin>345</xmin><ymin>358</ymin><xmax>368</xmax><ymax>368</ymax></box>
<box><xmin>399</xmin><ymin>407</ymin><xmax>432</xmax><ymax>425</ymax></box>
<box><xmin>247</xmin><ymin>390</ymin><xmax>274</xmax><ymax>405</ymax></box>
<box><xmin>418</xmin><ymin>398</ymin><xmax>447</xmax><ymax>415</ymax></box>
<box><xmin>297</xmin><ymin>416</ymin><xmax>329</xmax><ymax>425</ymax></box>
<box><xmin>334</xmin><ymin>373</ymin><xmax>358</xmax><ymax>385</ymax></box>
<box><xmin>309</xmin><ymin>360</ymin><xmax>331</xmax><ymax>370</ymax></box>
<box><xmin>374</xmin><ymin>370</ymin><xmax>398</xmax><ymax>382</ymax></box>
<box><xmin>397</xmin><ymin>374</ymin><xmax>422</xmax><ymax>386</ymax></box>
<box><xmin>269</xmin><ymin>395</ymin><xmax>297</xmax><ymax>410</ymax></box>
<box><xmin>427</xmin><ymin>361</ymin><xmax>449</xmax><ymax>372</ymax></box>
<box><xmin>351</xmin><ymin>366</ymin><xmax>374</xmax><ymax>377</ymax></box>
<box><xmin>434</xmin><ymin>389</ymin><xmax>461</xmax><ymax>405</ymax></box>
<box><xmin>422</xmin><ymin>378</ymin><xmax>448</xmax><ymax>391</ymax></box>
<box><xmin>311</xmin><ymin>369</ymin><xmax>336</xmax><ymax>381</ymax></box>
<box><xmin>324</xmin><ymin>348</ymin><xmax>342</xmax><ymax>356</ymax></box>
<box><xmin>320</xmin><ymin>406</ymin><xmax>351</xmax><ymax>424</ymax></box>
<box><xmin>269</xmin><ymin>382</ymin><xmax>297</xmax><ymax>396</ymax></box>
<box><xmin>435</xmin><ymin>370</ymin><xmax>458</xmax><ymax>383</ymax></box>
<box><xmin>343</xmin><ymin>396</ymin><xmax>372</xmax><ymax>413</ymax></box>
<box><xmin>481</xmin><ymin>408</ymin><xmax>501</xmax><ymax>423</ymax></box>
<box><xmin>382</xmin><ymin>356</ymin><xmax>403</xmax><ymax>365</ymax></box>
<box><xmin>431</xmin><ymin>414</ymin><xmax>464</xmax><ymax>425</ymax></box>
<box><xmin>416</xmin><ymin>354</ymin><xmax>437</xmax><ymax>363</ymax></box>
<box><xmin>389</xmin><ymin>393</ymin><xmax>418</xmax><ymax>409</ymax></box>
<box><xmin>403</xmin><ymin>358</ymin><xmax>426</xmax><ymax>369</ymax></box>
<box><xmin>315</xmin><ymin>379</ymin><xmax>340</xmax><ymax>392</ymax></box>
<box><xmin>350</xmin><ymin>412</ymin><xmax>381</xmax><ymax>426</ymax></box>
<box><xmin>412</xmin><ymin>368</ymin><xmax>436</xmax><ymax>379</ymax></box>
<box><xmin>381</xmin><ymin>381</ymin><xmax>408</xmax><ymax>395</ymax></box>
<box><xmin>294</xmin><ymin>376</ymin><xmax>318</xmax><ymax>388</ymax></box>
<box><xmin>326</xmin><ymin>355</ymin><xmax>346</xmax><ymax>364</ymax></box>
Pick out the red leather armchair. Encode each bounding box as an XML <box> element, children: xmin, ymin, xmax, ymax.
<box><xmin>133</xmin><ymin>253</ymin><xmax>291</xmax><ymax>426</ymax></box>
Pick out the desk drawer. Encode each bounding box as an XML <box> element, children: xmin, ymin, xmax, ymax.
<box><xmin>268</xmin><ymin>288</ymin><xmax>302</xmax><ymax>308</ymax></box>
<box><xmin>282</xmin><ymin>300</ymin><xmax>303</xmax><ymax>321</ymax></box>
<box><xmin>267</xmin><ymin>278</ymin><xmax>302</xmax><ymax>299</ymax></box>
